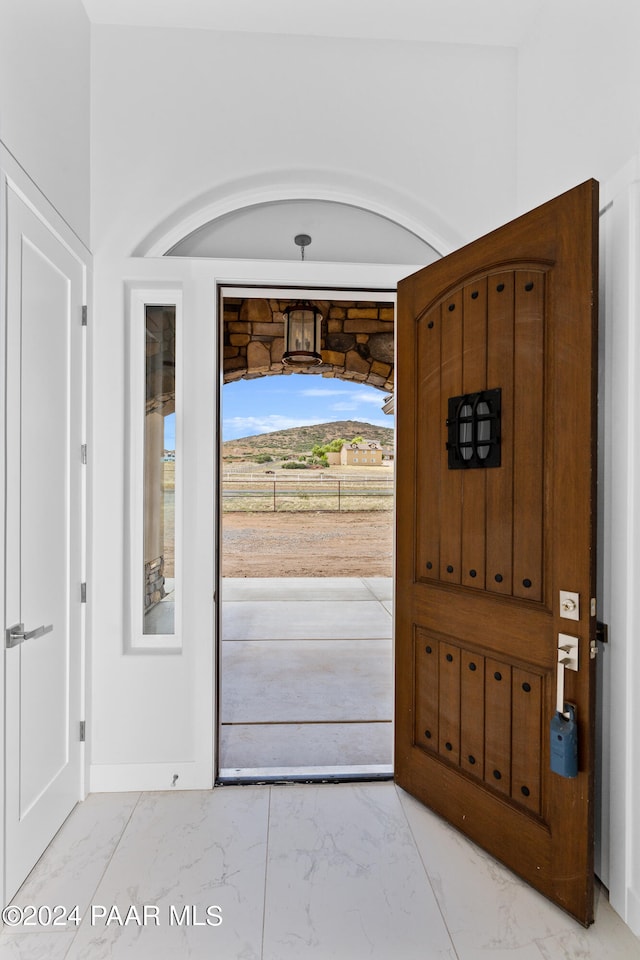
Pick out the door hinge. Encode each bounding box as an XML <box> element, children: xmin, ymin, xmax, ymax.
<box><xmin>81</xmin><ymin>444</ymin><xmax>87</xmax><ymax>464</ymax></box>
<box><xmin>81</xmin><ymin>305</ymin><xmax>88</xmax><ymax>326</ymax></box>
<box><xmin>81</xmin><ymin>582</ymin><xmax>87</xmax><ymax>603</ymax></box>
<box><xmin>79</xmin><ymin>721</ymin><xmax>86</xmax><ymax>742</ymax></box>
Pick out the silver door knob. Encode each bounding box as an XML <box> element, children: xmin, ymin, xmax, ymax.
<box><xmin>5</xmin><ymin>623</ymin><xmax>53</xmax><ymax>648</ymax></box>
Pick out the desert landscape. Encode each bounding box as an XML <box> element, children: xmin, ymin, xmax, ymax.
<box><xmin>160</xmin><ymin>421</ymin><xmax>395</xmax><ymax>579</ymax></box>
<box><xmin>221</xmin><ymin>510</ymin><xmax>393</xmax><ymax>578</ymax></box>
<box><xmin>219</xmin><ymin>420</ymin><xmax>394</xmax><ymax>577</ymax></box>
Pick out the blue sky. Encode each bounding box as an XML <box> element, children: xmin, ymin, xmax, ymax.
<box><xmin>222</xmin><ymin>376</ymin><xmax>393</xmax><ymax>441</ymax></box>
<box><xmin>162</xmin><ymin>377</ymin><xmax>393</xmax><ymax>449</ymax></box>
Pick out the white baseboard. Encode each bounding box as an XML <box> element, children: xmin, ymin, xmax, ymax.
<box><xmin>89</xmin><ymin>761</ymin><xmax>212</xmax><ymax>793</ymax></box>
<box><xmin>626</xmin><ymin>885</ymin><xmax>640</xmax><ymax>938</ymax></box>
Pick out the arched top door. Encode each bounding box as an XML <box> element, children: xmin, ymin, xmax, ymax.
<box><xmin>395</xmin><ymin>180</ymin><xmax>599</xmax><ymax>926</ymax></box>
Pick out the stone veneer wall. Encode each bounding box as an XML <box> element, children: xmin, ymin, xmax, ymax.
<box><xmin>144</xmin><ymin>555</ymin><xmax>166</xmax><ymax>611</ymax></box>
<box><xmin>223</xmin><ymin>299</ymin><xmax>394</xmax><ymax>392</ymax></box>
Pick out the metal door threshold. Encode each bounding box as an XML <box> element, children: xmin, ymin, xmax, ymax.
<box><xmin>217</xmin><ymin>763</ymin><xmax>393</xmax><ymax>785</ymax></box>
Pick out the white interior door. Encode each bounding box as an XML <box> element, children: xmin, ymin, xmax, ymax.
<box><xmin>4</xmin><ymin>188</ymin><xmax>84</xmax><ymax>901</ymax></box>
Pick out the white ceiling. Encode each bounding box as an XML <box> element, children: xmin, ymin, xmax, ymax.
<box><xmin>80</xmin><ymin>0</ymin><xmax>546</xmax><ymax>48</ymax></box>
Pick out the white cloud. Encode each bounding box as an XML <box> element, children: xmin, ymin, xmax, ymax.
<box><xmin>223</xmin><ymin>414</ymin><xmax>324</xmax><ymax>439</ymax></box>
<box><xmin>329</xmin><ymin>392</ymin><xmax>386</xmax><ymax>414</ymax></box>
<box><xmin>352</xmin><ymin>391</ymin><xmax>387</xmax><ymax>405</ymax></box>
<box><xmin>300</xmin><ymin>387</ymin><xmax>385</xmax><ymax>404</ymax></box>
<box><xmin>299</xmin><ymin>387</ymin><xmax>353</xmax><ymax>397</ymax></box>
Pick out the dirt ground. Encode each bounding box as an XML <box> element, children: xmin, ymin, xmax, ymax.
<box><xmin>222</xmin><ymin>510</ymin><xmax>393</xmax><ymax>578</ymax></box>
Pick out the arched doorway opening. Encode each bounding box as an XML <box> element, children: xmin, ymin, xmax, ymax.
<box><xmin>151</xmin><ymin>184</ymin><xmax>449</xmax><ymax>782</ymax></box>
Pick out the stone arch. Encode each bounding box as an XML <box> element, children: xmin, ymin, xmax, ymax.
<box><xmin>224</xmin><ymin>297</ymin><xmax>394</xmax><ymax>393</ymax></box>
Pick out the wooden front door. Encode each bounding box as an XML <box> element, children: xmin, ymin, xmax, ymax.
<box><xmin>395</xmin><ymin>180</ymin><xmax>598</xmax><ymax>926</ymax></box>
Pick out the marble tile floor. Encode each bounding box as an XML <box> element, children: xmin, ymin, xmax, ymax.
<box><xmin>220</xmin><ymin>578</ymin><xmax>393</xmax><ymax>775</ymax></box>
<box><xmin>1</xmin><ymin>782</ymin><xmax>638</xmax><ymax>960</ymax></box>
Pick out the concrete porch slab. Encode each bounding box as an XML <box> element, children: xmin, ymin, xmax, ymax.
<box><xmin>220</xmin><ymin>639</ymin><xmax>392</xmax><ymax>723</ymax></box>
<box><xmin>222</xmin><ymin>599</ymin><xmax>392</xmax><ymax>641</ymax></box>
<box><xmin>219</xmin><ymin>577</ymin><xmax>394</xmax><ymax>772</ymax></box>
<box><xmin>219</xmin><ymin>721</ymin><xmax>393</xmax><ymax>769</ymax></box>
<box><xmin>221</xmin><ymin>577</ymin><xmax>382</xmax><ymax>602</ymax></box>
<box><xmin>362</xmin><ymin>577</ymin><xmax>394</xmax><ymax>600</ymax></box>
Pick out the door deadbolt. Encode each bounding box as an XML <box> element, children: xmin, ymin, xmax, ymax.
<box><xmin>559</xmin><ymin>590</ymin><xmax>580</xmax><ymax>621</ymax></box>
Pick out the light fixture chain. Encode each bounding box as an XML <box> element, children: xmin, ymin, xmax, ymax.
<box><xmin>294</xmin><ymin>233</ymin><xmax>312</xmax><ymax>262</ymax></box>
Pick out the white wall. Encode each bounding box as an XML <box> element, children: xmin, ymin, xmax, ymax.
<box><xmin>0</xmin><ymin>0</ymin><xmax>91</xmax><ymax>910</ymax></box>
<box><xmin>516</xmin><ymin>0</ymin><xmax>640</xmax><ymax>212</ymax></box>
<box><xmin>516</xmin><ymin>1</ymin><xmax>640</xmax><ymax>934</ymax></box>
<box><xmin>73</xmin><ymin>9</ymin><xmax>640</xmax><ymax>935</ymax></box>
<box><xmin>597</xmin><ymin>162</ymin><xmax>640</xmax><ymax>936</ymax></box>
<box><xmin>89</xmin><ymin>257</ymin><xmax>420</xmax><ymax>794</ymax></box>
<box><xmin>0</xmin><ymin>0</ymin><xmax>91</xmax><ymax>245</ymax></box>
<box><xmin>89</xmin><ymin>25</ymin><xmax>519</xmax><ymax>785</ymax></box>
<box><xmin>91</xmin><ymin>26</ymin><xmax>517</xmax><ymax>258</ymax></box>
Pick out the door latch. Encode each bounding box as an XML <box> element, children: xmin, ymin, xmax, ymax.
<box><xmin>5</xmin><ymin>622</ymin><xmax>53</xmax><ymax>648</ymax></box>
<box><xmin>556</xmin><ymin>633</ymin><xmax>579</xmax><ymax>718</ymax></box>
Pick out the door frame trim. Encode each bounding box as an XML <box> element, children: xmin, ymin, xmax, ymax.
<box><xmin>214</xmin><ymin>281</ymin><xmax>398</xmax><ymax>783</ymax></box>
<box><xmin>598</xmin><ymin>158</ymin><xmax>640</xmax><ymax>934</ymax></box>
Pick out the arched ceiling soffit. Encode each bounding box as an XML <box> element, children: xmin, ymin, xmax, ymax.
<box><xmin>132</xmin><ymin>171</ymin><xmax>460</xmax><ymax>258</ymax></box>
<box><xmin>168</xmin><ymin>200</ymin><xmax>440</xmax><ymax>265</ymax></box>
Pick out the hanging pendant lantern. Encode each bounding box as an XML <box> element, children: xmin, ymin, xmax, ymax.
<box><xmin>282</xmin><ymin>300</ymin><xmax>324</xmax><ymax>366</ymax></box>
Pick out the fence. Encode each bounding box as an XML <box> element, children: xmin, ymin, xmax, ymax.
<box><xmin>221</xmin><ymin>477</ymin><xmax>394</xmax><ymax>513</ymax></box>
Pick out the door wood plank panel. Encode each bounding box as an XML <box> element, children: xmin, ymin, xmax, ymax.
<box><xmin>438</xmin><ymin>642</ymin><xmax>461</xmax><ymax>764</ymax></box>
<box><xmin>413</xmin><ymin>631</ymin><xmax>439</xmax><ymax>753</ymax></box>
<box><xmin>395</xmin><ymin>180</ymin><xmax>598</xmax><ymax>926</ymax></box>
<box><xmin>460</xmin><ymin>650</ymin><xmax>486</xmax><ymax>778</ymax></box>
<box><xmin>416</xmin><ymin>306</ymin><xmax>442</xmax><ymax>582</ymax></box>
<box><xmin>461</xmin><ymin>279</ymin><xmax>488</xmax><ymax>589</ymax></box>
<box><xmin>484</xmin><ymin>659</ymin><xmax>512</xmax><ymax>797</ymax></box>
<box><xmin>439</xmin><ymin>291</ymin><xmax>463</xmax><ymax>584</ymax></box>
<box><xmin>511</xmin><ymin>668</ymin><xmax>543</xmax><ymax>816</ymax></box>
<box><xmin>513</xmin><ymin>271</ymin><xmax>545</xmax><ymax>602</ymax></box>
<box><xmin>486</xmin><ymin>272</ymin><xmax>515</xmax><ymax>596</ymax></box>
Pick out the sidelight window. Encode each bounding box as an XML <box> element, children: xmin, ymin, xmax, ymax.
<box><xmin>127</xmin><ymin>288</ymin><xmax>182</xmax><ymax>651</ymax></box>
<box><xmin>143</xmin><ymin>305</ymin><xmax>177</xmax><ymax>636</ymax></box>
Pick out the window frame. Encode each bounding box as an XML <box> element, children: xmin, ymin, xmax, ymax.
<box><xmin>126</xmin><ymin>286</ymin><xmax>183</xmax><ymax>652</ymax></box>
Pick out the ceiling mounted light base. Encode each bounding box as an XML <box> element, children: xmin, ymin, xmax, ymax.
<box><xmin>294</xmin><ymin>234</ymin><xmax>312</xmax><ymax>261</ymax></box>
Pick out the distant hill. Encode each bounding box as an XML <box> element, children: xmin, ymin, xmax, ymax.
<box><xmin>222</xmin><ymin>420</ymin><xmax>394</xmax><ymax>460</ymax></box>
